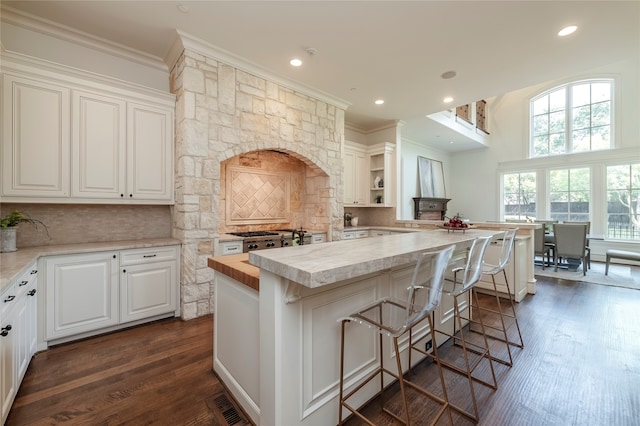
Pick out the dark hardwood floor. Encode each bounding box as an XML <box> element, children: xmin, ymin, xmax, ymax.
<box><xmin>7</xmin><ymin>272</ymin><xmax>640</xmax><ymax>426</ymax></box>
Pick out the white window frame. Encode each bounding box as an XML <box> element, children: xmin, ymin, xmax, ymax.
<box><xmin>529</xmin><ymin>78</ymin><xmax>614</xmax><ymax>158</ymax></box>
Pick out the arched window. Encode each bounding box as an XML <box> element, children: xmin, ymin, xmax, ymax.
<box><xmin>530</xmin><ymin>79</ymin><xmax>613</xmax><ymax>158</ymax></box>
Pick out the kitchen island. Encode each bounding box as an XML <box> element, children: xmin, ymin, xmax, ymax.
<box><xmin>208</xmin><ymin>228</ymin><xmax>501</xmax><ymax>425</ymax></box>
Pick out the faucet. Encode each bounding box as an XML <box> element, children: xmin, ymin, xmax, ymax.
<box><xmin>292</xmin><ymin>227</ymin><xmax>307</xmax><ymax>245</ymax></box>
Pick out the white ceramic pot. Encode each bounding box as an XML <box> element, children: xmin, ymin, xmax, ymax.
<box><xmin>1</xmin><ymin>227</ymin><xmax>17</xmax><ymax>252</ymax></box>
<box><xmin>351</xmin><ymin>217</ymin><xmax>359</xmax><ymax>227</ymax></box>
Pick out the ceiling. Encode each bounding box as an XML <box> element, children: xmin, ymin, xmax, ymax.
<box><xmin>2</xmin><ymin>1</ymin><xmax>639</xmax><ymax>152</ymax></box>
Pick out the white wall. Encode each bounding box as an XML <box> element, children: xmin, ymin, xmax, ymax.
<box><xmin>399</xmin><ymin>139</ymin><xmax>451</xmax><ymax>220</ymax></box>
<box><xmin>449</xmin><ymin>58</ymin><xmax>640</xmax><ymax>222</ymax></box>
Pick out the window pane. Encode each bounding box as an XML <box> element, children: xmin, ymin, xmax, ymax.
<box><xmin>572</xmin><ymin>129</ymin><xmax>590</xmax><ymax>152</ymax></box>
<box><xmin>591</xmin><ymin>126</ymin><xmax>610</xmax><ymax>150</ymax></box>
<box><xmin>503</xmin><ymin>172</ymin><xmax>536</xmax><ymax>220</ymax></box>
<box><xmin>533</xmin><ymin>114</ymin><xmax>549</xmax><ymax>135</ymax></box>
<box><xmin>592</xmin><ymin>82</ymin><xmax>611</xmax><ymax>103</ymax></box>
<box><xmin>572</xmin><ymin>84</ymin><xmax>590</xmax><ymax>107</ymax></box>
<box><xmin>592</xmin><ymin>101</ymin><xmax>610</xmax><ymax>126</ymax></box>
<box><xmin>549</xmin><ymin>111</ymin><xmax>565</xmax><ymax>133</ymax></box>
<box><xmin>550</xmin><ymin>169</ymin><xmax>568</xmax><ymax>192</ymax></box>
<box><xmin>606</xmin><ymin>163</ymin><xmax>640</xmax><ymax>240</ymax></box>
<box><xmin>533</xmin><ymin>135</ymin><xmax>549</xmax><ymax>156</ymax></box>
<box><xmin>549</xmin><ymin>88</ymin><xmax>566</xmax><ymax>112</ymax></box>
<box><xmin>550</xmin><ymin>133</ymin><xmax>565</xmax><ymax>154</ymax></box>
<box><xmin>572</xmin><ymin>105</ymin><xmax>590</xmax><ymax>130</ymax></box>
<box><xmin>533</xmin><ymin>96</ymin><xmax>549</xmax><ymax>115</ymax></box>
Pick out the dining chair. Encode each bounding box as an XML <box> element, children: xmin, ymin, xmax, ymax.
<box><xmin>534</xmin><ymin>226</ymin><xmax>553</xmax><ymax>269</ymax></box>
<box><xmin>563</xmin><ymin>221</ymin><xmax>591</xmax><ymax>269</ymax></box>
<box><xmin>338</xmin><ymin>245</ymin><xmax>455</xmax><ymax>426</ymax></box>
<box><xmin>552</xmin><ymin>223</ymin><xmax>589</xmax><ymax>275</ymax></box>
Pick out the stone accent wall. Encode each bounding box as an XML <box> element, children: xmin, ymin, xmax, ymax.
<box><xmin>170</xmin><ymin>49</ymin><xmax>345</xmax><ymax>320</ymax></box>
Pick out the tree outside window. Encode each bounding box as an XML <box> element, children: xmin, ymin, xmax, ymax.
<box><xmin>549</xmin><ymin>168</ymin><xmax>590</xmax><ymax>222</ymax></box>
<box><xmin>503</xmin><ymin>172</ymin><xmax>536</xmax><ymax>220</ymax></box>
<box><xmin>607</xmin><ymin>163</ymin><xmax>640</xmax><ymax>240</ymax></box>
<box><xmin>531</xmin><ymin>80</ymin><xmax>612</xmax><ymax>158</ymax></box>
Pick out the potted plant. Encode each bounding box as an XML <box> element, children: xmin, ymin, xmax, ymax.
<box><xmin>0</xmin><ymin>210</ymin><xmax>49</xmax><ymax>253</ymax></box>
<box><xmin>375</xmin><ymin>195</ymin><xmax>383</xmax><ymax>204</ymax></box>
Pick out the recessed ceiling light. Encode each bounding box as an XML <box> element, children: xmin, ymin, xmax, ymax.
<box><xmin>558</xmin><ymin>25</ymin><xmax>577</xmax><ymax>36</ymax></box>
<box><xmin>441</xmin><ymin>70</ymin><xmax>457</xmax><ymax>79</ymax></box>
<box><xmin>290</xmin><ymin>58</ymin><xmax>302</xmax><ymax>67</ymax></box>
<box><xmin>375</xmin><ymin>99</ymin><xmax>384</xmax><ymax>105</ymax></box>
<box><xmin>443</xmin><ymin>97</ymin><xmax>454</xmax><ymax>103</ymax></box>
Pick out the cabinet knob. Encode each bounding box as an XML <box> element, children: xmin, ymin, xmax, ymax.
<box><xmin>4</xmin><ymin>295</ymin><xmax>15</xmax><ymax>303</ymax></box>
<box><xmin>121</xmin><ymin>194</ymin><xmax>124</xmax><ymax>197</ymax></box>
<box><xmin>1</xmin><ymin>325</ymin><xmax>12</xmax><ymax>337</ymax></box>
<box><xmin>28</xmin><ymin>289</ymin><xmax>37</xmax><ymax>296</ymax></box>
<box><xmin>129</xmin><ymin>194</ymin><xmax>133</xmax><ymax>198</ymax></box>
<box><xmin>113</xmin><ymin>255</ymin><xmax>117</xmax><ymax>259</ymax></box>
<box><xmin>123</xmin><ymin>269</ymin><xmax>126</xmax><ymax>273</ymax></box>
<box><xmin>30</xmin><ymin>270</ymin><xmax>37</xmax><ymax>274</ymax></box>
<box><xmin>19</xmin><ymin>280</ymin><xmax>28</xmax><ymax>286</ymax></box>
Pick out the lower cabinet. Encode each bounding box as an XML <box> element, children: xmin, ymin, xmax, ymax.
<box><xmin>1</xmin><ymin>262</ymin><xmax>37</xmax><ymax>425</ymax></box>
<box><xmin>43</xmin><ymin>245</ymin><xmax>179</xmax><ymax>343</ymax></box>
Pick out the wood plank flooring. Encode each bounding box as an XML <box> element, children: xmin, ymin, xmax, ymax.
<box><xmin>7</xmin><ymin>271</ymin><xmax>640</xmax><ymax>425</ymax></box>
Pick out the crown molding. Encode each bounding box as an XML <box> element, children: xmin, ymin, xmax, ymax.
<box><xmin>1</xmin><ymin>5</ymin><xmax>168</xmax><ymax>72</ymax></box>
<box><xmin>166</xmin><ymin>29</ymin><xmax>351</xmax><ymax>111</ymax></box>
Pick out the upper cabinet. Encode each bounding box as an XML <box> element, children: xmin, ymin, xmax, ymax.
<box><xmin>2</xmin><ymin>75</ymin><xmax>71</xmax><ymax>197</ymax></box>
<box><xmin>1</xmin><ymin>53</ymin><xmax>175</xmax><ymax>204</ymax></box>
<box><xmin>344</xmin><ymin>141</ymin><xmax>395</xmax><ymax>207</ymax></box>
<box><xmin>343</xmin><ymin>142</ymin><xmax>368</xmax><ymax>205</ymax></box>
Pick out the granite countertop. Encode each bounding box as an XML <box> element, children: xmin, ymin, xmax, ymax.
<box><xmin>0</xmin><ymin>238</ymin><xmax>181</xmax><ymax>294</ymax></box>
<box><xmin>250</xmin><ymin>228</ymin><xmax>499</xmax><ymax>289</ymax></box>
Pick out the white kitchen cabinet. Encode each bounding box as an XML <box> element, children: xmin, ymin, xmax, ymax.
<box><xmin>342</xmin><ymin>229</ymin><xmax>368</xmax><ymax>239</ymax></box>
<box><xmin>125</xmin><ymin>103</ymin><xmax>173</xmax><ymax>201</ymax></box>
<box><xmin>1</xmin><ymin>282</ymin><xmax>18</xmax><ymax>425</ymax></box>
<box><xmin>72</xmin><ymin>94</ymin><xmax>173</xmax><ymax>202</ymax></box>
<box><xmin>1</xmin><ymin>262</ymin><xmax>37</xmax><ymax>425</ymax></box>
<box><xmin>1</xmin><ymin>54</ymin><xmax>175</xmax><ymax>204</ymax></box>
<box><xmin>45</xmin><ymin>252</ymin><xmax>119</xmax><ymax>340</ymax></box>
<box><xmin>343</xmin><ymin>142</ymin><xmax>367</xmax><ymax>205</ymax></box>
<box><xmin>1</xmin><ymin>74</ymin><xmax>71</xmax><ymax>198</ymax></box>
<box><xmin>119</xmin><ymin>246</ymin><xmax>179</xmax><ymax>323</ymax></box>
<box><xmin>72</xmin><ymin>90</ymin><xmax>127</xmax><ymax>199</ymax></box>
<box><xmin>477</xmin><ymin>237</ymin><xmax>528</xmax><ymax>302</ymax></box>
<box><xmin>43</xmin><ymin>244</ymin><xmax>180</xmax><ymax>343</ymax></box>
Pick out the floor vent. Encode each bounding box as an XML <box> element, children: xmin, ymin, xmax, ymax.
<box><xmin>214</xmin><ymin>393</ymin><xmax>246</xmax><ymax>425</ymax></box>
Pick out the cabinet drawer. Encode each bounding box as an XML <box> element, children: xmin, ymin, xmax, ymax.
<box><xmin>220</xmin><ymin>241</ymin><xmax>243</xmax><ymax>255</ymax></box>
<box><xmin>311</xmin><ymin>234</ymin><xmax>326</xmax><ymax>244</ymax></box>
<box><xmin>356</xmin><ymin>230</ymin><xmax>369</xmax><ymax>238</ymax></box>
<box><xmin>370</xmin><ymin>230</ymin><xmax>390</xmax><ymax>237</ymax></box>
<box><xmin>1</xmin><ymin>281</ymin><xmax>17</xmax><ymax>317</ymax></box>
<box><xmin>342</xmin><ymin>231</ymin><xmax>355</xmax><ymax>239</ymax></box>
<box><xmin>120</xmin><ymin>245</ymin><xmax>179</xmax><ymax>266</ymax></box>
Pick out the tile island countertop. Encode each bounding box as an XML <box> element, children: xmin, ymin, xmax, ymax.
<box><xmin>0</xmin><ymin>238</ymin><xmax>181</xmax><ymax>294</ymax></box>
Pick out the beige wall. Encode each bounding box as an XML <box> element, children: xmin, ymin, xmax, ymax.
<box><xmin>0</xmin><ymin>204</ymin><xmax>171</xmax><ymax>248</ymax></box>
<box><xmin>170</xmin><ymin>48</ymin><xmax>345</xmax><ymax>319</ymax></box>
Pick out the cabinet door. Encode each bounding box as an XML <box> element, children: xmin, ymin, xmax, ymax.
<box><xmin>1</xmin><ymin>306</ymin><xmax>17</xmax><ymax>424</ymax></box>
<box><xmin>343</xmin><ymin>147</ymin><xmax>367</xmax><ymax>205</ymax></box>
<box><xmin>72</xmin><ymin>90</ymin><xmax>126</xmax><ymax>198</ymax></box>
<box><xmin>120</xmin><ymin>260</ymin><xmax>177</xmax><ymax>323</ymax></box>
<box><xmin>2</xmin><ymin>74</ymin><xmax>70</xmax><ymax>197</ymax></box>
<box><xmin>126</xmin><ymin>103</ymin><xmax>173</xmax><ymax>201</ymax></box>
<box><xmin>45</xmin><ymin>252</ymin><xmax>119</xmax><ymax>340</ymax></box>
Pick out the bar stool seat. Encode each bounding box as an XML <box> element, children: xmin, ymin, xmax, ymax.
<box><xmin>338</xmin><ymin>245</ymin><xmax>455</xmax><ymax>426</ymax></box>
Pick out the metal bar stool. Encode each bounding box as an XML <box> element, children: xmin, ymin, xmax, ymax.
<box><xmin>473</xmin><ymin>228</ymin><xmax>524</xmax><ymax>367</ymax></box>
<box><xmin>410</xmin><ymin>235</ymin><xmax>496</xmax><ymax>423</ymax></box>
<box><xmin>338</xmin><ymin>245</ymin><xmax>455</xmax><ymax>426</ymax></box>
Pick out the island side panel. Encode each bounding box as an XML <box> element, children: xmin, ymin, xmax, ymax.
<box><xmin>214</xmin><ymin>273</ymin><xmax>261</xmax><ymax>424</ymax></box>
